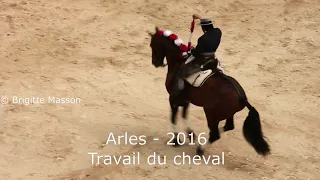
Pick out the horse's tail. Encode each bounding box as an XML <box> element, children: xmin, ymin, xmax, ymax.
<box><xmin>242</xmin><ymin>100</ymin><xmax>271</xmax><ymax>156</ymax></box>
<box><xmin>218</xmin><ymin>74</ymin><xmax>270</xmax><ymax>156</ymax></box>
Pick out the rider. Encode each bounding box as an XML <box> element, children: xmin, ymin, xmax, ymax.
<box><xmin>186</xmin><ymin>14</ymin><xmax>222</xmax><ymax>69</ymax></box>
<box><xmin>173</xmin><ymin>14</ymin><xmax>223</xmax><ymax>97</ymax></box>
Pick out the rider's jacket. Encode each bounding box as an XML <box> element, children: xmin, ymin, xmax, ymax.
<box><xmin>191</xmin><ymin>28</ymin><xmax>222</xmax><ymax>58</ymax></box>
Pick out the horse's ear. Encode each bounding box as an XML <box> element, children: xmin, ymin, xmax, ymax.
<box><xmin>147</xmin><ymin>31</ymin><xmax>153</xmax><ymax>37</ymax></box>
<box><xmin>155</xmin><ymin>26</ymin><xmax>159</xmax><ymax>32</ymax></box>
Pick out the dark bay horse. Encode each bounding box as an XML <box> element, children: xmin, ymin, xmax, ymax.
<box><xmin>148</xmin><ymin>27</ymin><xmax>270</xmax><ymax>156</ymax></box>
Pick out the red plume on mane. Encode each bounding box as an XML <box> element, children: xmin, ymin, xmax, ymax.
<box><xmin>157</xmin><ymin>30</ymin><xmax>164</xmax><ymax>36</ymax></box>
<box><xmin>156</xmin><ymin>29</ymin><xmax>189</xmax><ymax>57</ymax></box>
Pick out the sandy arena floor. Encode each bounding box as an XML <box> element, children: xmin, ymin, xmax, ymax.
<box><xmin>0</xmin><ymin>0</ymin><xmax>319</xmax><ymax>179</ymax></box>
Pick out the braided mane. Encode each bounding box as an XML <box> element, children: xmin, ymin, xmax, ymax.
<box><xmin>156</xmin><ymin>29</ymin><xmax>189</xmax><ymax>57</ymax></box>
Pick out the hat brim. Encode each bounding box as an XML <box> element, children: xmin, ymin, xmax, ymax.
<box><xmin>198</xmin><ymin>19</ymin><xmax>215</xmax><ymax>25</ymax></box>
<box><xmin>199</xmin><ymin>22</ymin><xmax>214</xmax><ymax>25</ymax></box>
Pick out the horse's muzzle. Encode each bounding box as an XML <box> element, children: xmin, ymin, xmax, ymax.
<box><xmin>153</xmin><ymin>61</ymin><xmax>167</xmax><ymax>68</ymax></box>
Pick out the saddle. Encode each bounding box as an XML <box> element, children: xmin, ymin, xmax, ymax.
<box><xmin>181</xmin><ymin>53</ymin><xmax>219</xmax><ymax>87</ymax></box>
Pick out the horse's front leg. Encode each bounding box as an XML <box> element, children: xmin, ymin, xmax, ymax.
<box><xmin>182</xmin><ymin>101</ymin><xmax>197</xmax><ymax>143</ymax></box>
<box><xmin>169</xmin><ymin>96</ymin><xmax>180</xmax><ymax>147</ymax></box>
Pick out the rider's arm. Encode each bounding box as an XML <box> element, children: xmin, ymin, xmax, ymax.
<box><xmin>191</xmin><ymin>37</ymin><xmax>204</xmax><ymax>57</ymax></box>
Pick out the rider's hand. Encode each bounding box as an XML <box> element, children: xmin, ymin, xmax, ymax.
<box><xmin>193</xmin><ymin>14</ymin><xmax>201</xmax><ymax>19</ymax></box>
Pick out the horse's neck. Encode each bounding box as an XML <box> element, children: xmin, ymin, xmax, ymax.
<box><xmin>167</xmin><ymin>62</ymin><xmax>179</xmax><ymax>73</ymax></box>
<box><xmin>165</xmin><ymin>54</ymin><xmax>184</xmax><ymax>89</ymax></box>
<box><xmin>166</xmin><ymin>54</ymin><xmax>183</xmax><ymax>73</ymax></box>
<box><xmin>162</xmin><ymin>40</ymin><xmax>185</xmax><ymax>84</ymax></box>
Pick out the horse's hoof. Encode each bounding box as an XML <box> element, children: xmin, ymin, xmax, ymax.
<box><xmin>173</xmin><ymin>137</ymin><xmax>181</xmax><ymax>147</ymax></box>
<box><xmin>196</xmin><ymin>146</ymin><xmax>204</xmax><ymax>156</ymax></box>
<box><xmin>187</xmin><ymin>130</ymin><xmax>196</xmax><ymax>142</ymax></box>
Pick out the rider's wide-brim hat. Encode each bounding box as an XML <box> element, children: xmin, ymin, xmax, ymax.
<box><xmin>199</xmin><ymin>18</ymin><xmax>214</xmax><ymax>26</ymax></box>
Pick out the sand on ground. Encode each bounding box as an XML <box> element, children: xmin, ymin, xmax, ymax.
<box><xmin>0</xmin><ymin>0</ymin><xmax>319</xmax><ymax>179</ymax></box>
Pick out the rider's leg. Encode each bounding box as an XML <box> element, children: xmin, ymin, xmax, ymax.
<box><xmin>200</xmin><ymin>59</ymin><xmax>216</xmax><ymax>70</ymax></box>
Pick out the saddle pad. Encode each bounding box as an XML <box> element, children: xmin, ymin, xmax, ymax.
<box><xmin>184</xmin><ymin>69</ymin><xmax>214</xmax><ymax>87</ymax></box>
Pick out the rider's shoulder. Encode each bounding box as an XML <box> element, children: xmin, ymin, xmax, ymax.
<box><xmin>198</xmin><ymin>34</ymin><xmax>206</xmax><ymax>40</ymax></box>
<box><xmin>213</xmin><ymin>28</ymin><xmax>222</xmax><ymax>36</ymax></box>
<box><xmin>214</xmin><ymin>27</ymin><xmax>222</xmax><ymax>33</ymax></box>
<box><xmin>200</xmin><ymin>33</ymin><xmax>206</xmax><ymax>37</ymax></box>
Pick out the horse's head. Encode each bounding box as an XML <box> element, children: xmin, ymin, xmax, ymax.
<box><xmin>148</xmin><ymin>27</ymin><xmax>188</xmax><ymax>68</ymax></box>
<box><xmin>149</xmin><ymin>27</ymin><xmax>166</xmax><ymax>67</ymax></box>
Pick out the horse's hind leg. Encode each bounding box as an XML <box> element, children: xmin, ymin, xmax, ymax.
<box><xmin>182</xmin><ymin>101</ymin><xmax>196</xmax><ymax>141</ymax></box>
<box><xmin>218</xmin><ymin>117</ymin><xmax>235</xmax><ymax>134</ymax></box>
<box><xmin>224</xmin><ymin>117</ymin><xmax>235</xmax><ymax>132</ymax></box>
<box><xmin>169</xmin><ymin>96</ymin><xmax>180</xmax><ymax>147</ymax></box>
<box><xmin>196</xmin><ymin>108</ymin><xmax>221</xmax><ymax>155</ymax></box>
